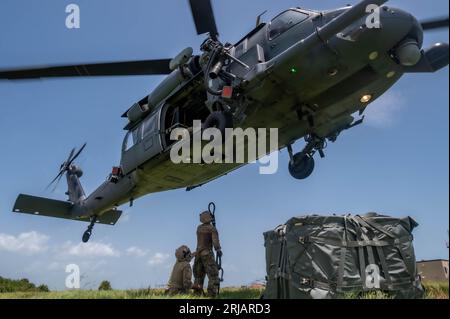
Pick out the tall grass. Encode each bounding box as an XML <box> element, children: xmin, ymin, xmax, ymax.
<box><xmin>423</xmin><ymin>282</ymin><xmax>449</xmax><ymax>299</ymax></box>
<box><xmin>0</xmin><ymin>283</ymin><xmax>447</xmax><ymax>299</ymax></box>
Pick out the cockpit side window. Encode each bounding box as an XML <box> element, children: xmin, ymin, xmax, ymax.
<box><xmin>123</xmin><ymin>126</ymin><xmax>142</xmax><ymax>152</ymax></box>
<box><xmin>269</xmin><ymin>10</ymin><xmax>309</xmax><ymax>40</ymax></box>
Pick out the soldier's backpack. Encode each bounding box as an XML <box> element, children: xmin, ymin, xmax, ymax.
<box><xmin>262</xmin><ymin>213</ymin><xmax>424</xmax><ymax>299</ymax></box>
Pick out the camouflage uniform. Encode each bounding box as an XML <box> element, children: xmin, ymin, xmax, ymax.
<box><xmin>193</xmin><ymin>211</ymin><xmax>222</xmax><ymax>297</ymax></box>
<box><xmin>166</xmin><ymin>245</ymin><xmax>193</xmax><ymax>295</ymax></box>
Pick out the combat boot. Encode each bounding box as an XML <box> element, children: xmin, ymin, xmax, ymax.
<box><xmin>192</xmin><ymin>284</ymin><xmax>205</xmax><ymax>296</ymax></box>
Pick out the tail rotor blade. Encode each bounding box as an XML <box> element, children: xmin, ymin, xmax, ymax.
<box><xmin>50</xmin><ymin>173</ymin><xmax>65</xmax><ymax>193</ymax></box>
<box><xmin>67</xmin><ymin>143</ymin><xmax>87</xmax><ymax>167</ymax></box>
<box><xmin>65</xmin><ymin>148</ymin><xmax>76</xmax><ymax>166</ymax></box>
<box><xmin>46</xmin><ymin>171</ymin><xmax>65</xmax><ymax>191</ymax></box>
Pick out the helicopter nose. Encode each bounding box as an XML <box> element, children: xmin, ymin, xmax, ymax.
<box><xmin>378</xmin><ymin>6</ymin><xmax>424</xmax><ymax>66</ymax></box>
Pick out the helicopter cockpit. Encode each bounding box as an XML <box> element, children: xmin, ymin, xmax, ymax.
<box><xmin>268</xmin><ymin>9</ymin><xmax>310</xmax><ymax>40</ymax></box>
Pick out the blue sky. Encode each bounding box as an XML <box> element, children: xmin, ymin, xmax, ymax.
<box><xmin>0</xmin><ymin>0</ymin><xmax>448</xmax><ymax>290</ymax></box>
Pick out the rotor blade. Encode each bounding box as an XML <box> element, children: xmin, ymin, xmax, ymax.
<box><xmin>65</xmin><ymin>148</ymin><xmax>76</xmax><ymax>166</ymax></box>
<box><xmin>421</xmin><ymin>17</ymin><xmax>449</xmax><ymax>31</ymax></box>
<box><xmin>0</xmin><ymin>59</ymin><xmax>172</xmax><ymax>80</ymax></box>
<box><xmin>46</xmin><ymin>171</ymin><xmax>65</xmax><ymax>191</ymax></box>
<box><xmin>50</xmin><ymin>173</ymin><xmax>65</xmax><ymax>193</ymax></box>
<box><xmin>67</xmin><ymin>143</ymin><xmax>87</xmax><ymax>167</ymax></box>
<box><xmin>188</xmin><ymin>0</ymin><xmax>219</xmax><ymax>39</ymax></box>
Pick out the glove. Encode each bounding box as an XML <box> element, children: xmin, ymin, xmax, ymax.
<box><xmin>216</xmin><ymin>250</ymin><xmax>223</xmax><ymax>258</ymax></box>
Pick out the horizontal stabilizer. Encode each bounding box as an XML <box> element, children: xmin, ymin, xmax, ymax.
<box><xmin>93</xmin><ymin>209</ymin><xmax>123</xmax><ymax>226</ymax></box>
<box><xmin>13</xmin><ymin>194</ymin><xmax>122</xmax><ymax>225</ymax></box>
<box><xmin>13</xmin><ymin>194</ymin><xmax>73</xmax><ymax>218</ymax></box>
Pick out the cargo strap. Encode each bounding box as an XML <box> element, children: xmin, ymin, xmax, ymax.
<box><xmin>337</xmin><ymin>216</ymin><xmax>349</xmax><ymax>291</ymax></box>
<box><xmin>337</xmin><ymin>247</ymin><xmax>347</xmax><ymax>291</ymax></box>
<box><xmin>277</xmin><ymin>237</ymin><xmax>291</xmax><ymax>299</ymax></box>
<box><xmin>299</xmin><ymin>277</ymin><xmax>336</xmax><ymax>291</ymax></box>
<box><xmin>305</xmin><ymin>236</ymin><xmax>412</xmax><ymax>247</ymax></box>
<box><xmin>353</xmin><ymin>217</ymin><xmax>375</xmax><ymax>264</ymax></box>
<box><xmin>357</xmin><ymin>215</ymin><xmax>416</xmax><ymax>281</ymax></box>
<box><xmin>356</xmin><ymin>215</ymin><xmax>396</xmax><ymax>239</ymax></box>
<box><xmin>376</xmin><ymin>245</ymin><xmax>393</xmax><ymax>290</ymax></box>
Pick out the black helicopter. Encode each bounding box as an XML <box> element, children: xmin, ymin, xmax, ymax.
<box><xmin>4</xmin><ymin>0</ymin><xmax>448</xmax><ymax>242</ymax></box>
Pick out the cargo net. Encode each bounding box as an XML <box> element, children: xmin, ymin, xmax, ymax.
<box><xmin>263</xmin><ymin>213</ymin><xmax>424</xmax><ymax>299</ymax></box>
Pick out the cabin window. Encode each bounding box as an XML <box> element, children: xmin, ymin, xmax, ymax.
<box><xmin>123</xmin><ymin>126</ymin><xmax>142</xmax><ymax>151</ymax></box>
<box><xmin>234</xmin><ymin>39</ymin><xmax>248</xmax><ymax>58</ymax></box>
<box><xmin>269</xmin><ymin>10</ymin><xmax>309</xmax><ymax>40</ymax></box>
<box><xmin>124</xmin><ymin>132</ymin><xmax>134</xmax><ymax>151</ymax></box>
<box><xmin>143</xmin><ymin>114</ymin><xmax>157</xmax><ymax>138</ymax></box>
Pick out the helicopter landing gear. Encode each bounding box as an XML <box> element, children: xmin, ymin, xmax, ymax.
<box><xmin>288</xmin><ymin>152</ymin><xmax>315</xmax><ymax>180</ymax></box>
<box><xmin>82</xmin><ymin>216</ymin><xmax>97</xmax><ymax>243</ymax></box>
<box><xmin>203</xmin><ymin>111</ymin><xmax>233</xmax><ymax>140</ymax></box>
<box><xmin>287</xmin><ymin>134</ymin><xmax>327</xmax><ymax>180</ymax></box>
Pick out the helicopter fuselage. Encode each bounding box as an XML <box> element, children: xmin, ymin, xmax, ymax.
<box><xmin>76</xmin><ymin>5</ymin><xmax>426</xmax><ymax>218</ymax></box>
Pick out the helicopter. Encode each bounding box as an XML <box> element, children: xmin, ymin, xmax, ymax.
<box><xmin>4</xmin><ymin>0</ymin><xmax>449</xmax><ymax>242</ymax></box>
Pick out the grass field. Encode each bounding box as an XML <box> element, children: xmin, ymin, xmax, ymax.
<box><xmin>0</xmin><ymin>282</ymin><xmax>447</xmax><ymax>299</ymax></box>
<box><xmin>0</xmin><ymin>287</ymin><xmax>263</xmax><ymax>299</ymax></box>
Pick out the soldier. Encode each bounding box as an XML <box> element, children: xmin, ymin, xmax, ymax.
<box><xmin>166</xmin><ymin>245</ymin><xmax>193</xmax><ymax>295</ymax></box>
<box><xmin>193</xmin><ymin>211</ymin><xmax>223</xmax><ymax>297</ymax></box>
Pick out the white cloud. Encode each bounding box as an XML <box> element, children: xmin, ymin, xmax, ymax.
<box><xmin>365</xmin><ymin>91</ymin><xmax>407</xmax><ymax>128</ymax></box>
<box><xmin>126</xmin><ymin>246</ymin><xmax>148</xmax><ymax>257</ymax></box>
<box><xmin>61</xmin><ymin>241</ymin><xmax>120</xmax><ymax>258</ymax></box>
<box><xmin>148</xmin><ymin>253</ymin><xmax>170</xmax><ymax>266</ymax></box>
<box><xmin>0</xmin><ymin>231</ymin><xmax>49</xmax><ymax>255</ymax></box>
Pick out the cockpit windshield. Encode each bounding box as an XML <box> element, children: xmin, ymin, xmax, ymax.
<box><xmin>269</xmin><ymin>9</ymin><xmax>309</xmax><ymax>40</ymax></box>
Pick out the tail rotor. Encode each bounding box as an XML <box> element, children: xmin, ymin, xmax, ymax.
<box><xmin>47</xmin><ymin>143</ymin><xmax>87</xmax><ymax>192</ymax></box>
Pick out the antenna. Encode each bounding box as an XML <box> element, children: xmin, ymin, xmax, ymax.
<box><xmin>256</xmin><ymin>10</ymin><xmax>268</xmax><ymax>27</ymax></box>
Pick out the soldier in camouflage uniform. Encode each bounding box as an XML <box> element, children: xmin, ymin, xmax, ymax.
<box><xmin>166</xmin><ymin>245</ymin><xmax>193</xmax><ymax>295</ymax></box>
<box><xmin>193</xmin><ymin>211</ymin><xmax>223</xmax><ymax>297</ymax></box>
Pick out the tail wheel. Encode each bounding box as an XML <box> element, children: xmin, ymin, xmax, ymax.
<box><xmin>82</xmin><ymin>230</ymin><xmax>91</xmax><ymax>243</ymax></box>
<box><xmin>288</xmin><ymin>154</ymin><xmax>315</xmax><ymax>180</ymax></box>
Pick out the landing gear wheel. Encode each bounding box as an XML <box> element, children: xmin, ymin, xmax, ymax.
<box><xmin>203</xmin><ymin>111</ymin><xmax>233</xmax><ymax>138</ymax></box>
<box><xmin>82</xmin><ymin>230</ymin><xmax>91</xmax><ymax>243</ymax></box>
<box><xmin>288</xmin><ymin>153</ymin><xmax>315</xmax><ymax>180</ymax></box>
<box><xmin>82</xmin><ymin>216</ymin><xmax>97</xmax><ymax>243</ymax></box>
